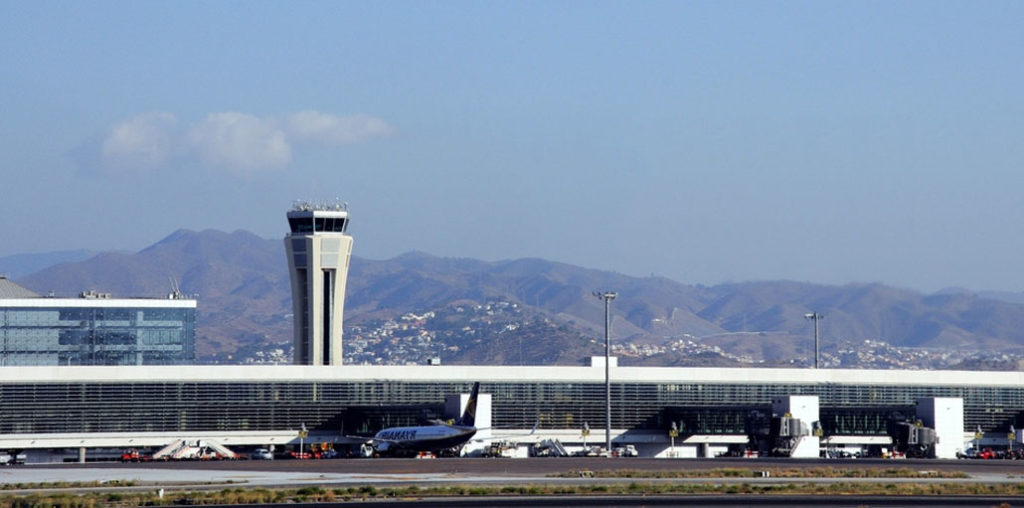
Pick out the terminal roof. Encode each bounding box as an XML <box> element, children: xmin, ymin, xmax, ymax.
<box><xmin>0</xmin><ymin>277</ymin><xmax>40</xmax><ymax>299</ymax></box>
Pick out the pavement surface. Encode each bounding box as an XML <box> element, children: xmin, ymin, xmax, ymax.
<box><xmin>2</xmin><ymin>457</ymin><xmax>1024</xmax><ymax>489</ymax></box>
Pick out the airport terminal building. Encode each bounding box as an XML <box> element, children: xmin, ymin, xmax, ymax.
<box><xmin>0</xmin><ymin>363</ymin><xmax>1021</xmax><ymax>459</ymax></box>
<box><xmin>2</xmin><ymin>204</ymin><xmax>1021</xmax><ymax>461</ymax></box>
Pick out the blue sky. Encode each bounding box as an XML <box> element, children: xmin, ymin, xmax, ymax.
<box><xmin>2</xmin><ymin>1</ymin><xmax>1022</xmax><ymax>292</ymax></box>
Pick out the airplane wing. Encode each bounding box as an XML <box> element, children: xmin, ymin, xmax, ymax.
<box><xmin>343</xmin><ymin>434</ymin><xmax>374</xmax><ymax>444</ymax></box>
<box><xmin>471</xmin><ymin>419</ymin><xmax>539</xmax><ymax>442</ymax></box>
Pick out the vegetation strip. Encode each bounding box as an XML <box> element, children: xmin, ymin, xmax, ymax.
<box><xmin>0</xmin><ymin>479</ymin><xmax>239</xmax><ymax>492</ymax></box>
<box><xmin>0</xmin><ymin>481</ymin><xmax>138</xmax><ymax>492</ymax></box>
<box><xmin>3</xmin><ymin>479</ymin><xmax>1023</xmax><ymax>508</ymax></box>
<box><xmin>552</xmin><ymin>467</ymin><xmax>969</xmax><ymax>479</ymax></box>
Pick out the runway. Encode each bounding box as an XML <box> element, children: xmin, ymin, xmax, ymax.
<box><xmin>3</xmin><ymin>458</ymin><xmax>1024</xmax><ymax>508</ymax></box>
<box><xmin>4</xmin><ymin>457</ymin><xmax>1024</xmax><ymax>487</ymax></box>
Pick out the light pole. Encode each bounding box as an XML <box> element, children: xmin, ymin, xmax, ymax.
<box><xmin>669</xmin><ymin>421</ymin><xmax>678</xmax><ymax>458</ymax></box>
<box><xmin>1010</xmin><ymin>425</ymin><xmax>1016</xmax><ymax>454</ymax></box>
<box><xmin>594</xmin><ymin>291</ymin><xmax>617</xmax><ymax>454</ymax></box>
<box><xmin>804</xmin><ymin>312</ymin><xmax>824</xmax><ymax>368</ymax></box>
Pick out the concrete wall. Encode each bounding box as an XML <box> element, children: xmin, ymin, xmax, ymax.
<box><xmin>916</xmin><ymin>397</ymin><xmax>964</xmax><ymax>459</ymax></box>
<box><xmin>446</xmin><ymin>391</ymin><xmax>492</xmax><ymax>456</ymax></box>
<box><xmin>773</xmin><ymin>395</ymin><xmax>821</xmax><ymax>458</ymax></box>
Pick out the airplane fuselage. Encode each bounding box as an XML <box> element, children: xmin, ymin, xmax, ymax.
<box><xmin>369</xmin><ymin>382</ymin><xmax>481</xmax><ymax>456</ymax></box>
<box><xmin>373</xmin><ymin>424</ymin><xmax>476</xmax><ymax>454</ymax></box>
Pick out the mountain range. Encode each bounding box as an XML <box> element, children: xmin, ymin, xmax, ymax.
<box><xmin>7</xmin><ymin>229</ymin><xmax>1024</xmax><ymax>366</ymax></box>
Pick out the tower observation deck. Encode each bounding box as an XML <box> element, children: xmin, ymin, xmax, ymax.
<box><xmin>284</xmin><ymin>201</ymin><xmax>353</xmax><ymax>366</ymax></box>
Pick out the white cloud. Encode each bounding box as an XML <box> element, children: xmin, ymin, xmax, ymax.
<box><xmin>100</xmin><ymin>112</ymin><xmax>177</xmax><ymax>172</ymax></box>
<box><xmin>285</xmin><ymin>110</ymin><xmax>396</xmax><ymax>146</ymax></box>
<box><xmin>82</xmin><ymin>110</ymin><xmax>394</xmax><ymax>174</ymax></box>
<box><xmin>186</xmin><ymin>112</ymin><xmax>291</xmax><ymax>171</ymax></box>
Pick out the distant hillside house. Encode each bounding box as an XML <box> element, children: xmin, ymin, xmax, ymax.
<box><xmin>0</xmin><ymin>277</ymin><xmax>196</xmax><ymax>366</ymax></box>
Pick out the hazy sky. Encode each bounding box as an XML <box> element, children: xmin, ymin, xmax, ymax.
<box><xmin>2</xmin><ymin>2</ymin><xmax>1022</xmax><ymax>292</ymax></box>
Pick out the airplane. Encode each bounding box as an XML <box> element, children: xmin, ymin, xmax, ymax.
<box><xmin>366</xmin><ymin>382</ymin><xmax>482</xmax><ymax>457</ymax></box>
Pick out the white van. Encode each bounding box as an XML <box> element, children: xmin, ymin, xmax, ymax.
<box><xmin>251</xmin><ymin>448</ymin><xmax>273</xmax><ymax>460</ymax></box>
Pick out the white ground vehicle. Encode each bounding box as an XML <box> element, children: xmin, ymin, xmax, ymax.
<box><xmin>612</xmin><ymin>445</ymin><xmax>638</xmax><ymax>457</ymax></box>
<box><xmin>251</xmin><ymin>448</ymin><xmax>274</xmax><ymax>460</ymax></box>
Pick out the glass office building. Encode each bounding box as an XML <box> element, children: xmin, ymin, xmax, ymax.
<box><xmin>0</xmin><ymin>283</ymin><xmax>196</xmax><ymax>366</ymax></box>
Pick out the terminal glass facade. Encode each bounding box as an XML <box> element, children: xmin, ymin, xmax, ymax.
<box><xmin>0</xmin><ymin>379</ymin><xmax>1022</xmax><ymax>436</ymax></box>
<box><xmin>0</xmin><ymin>305</ymin><xmax>195</xmax><ymax>366</ymax></box>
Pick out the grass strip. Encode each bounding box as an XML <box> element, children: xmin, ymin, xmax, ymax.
<box><xmin>0</xmin><ymin>481</ymin><xmax>137</xmax><ymax>492</ymax></box>
<box><xmin>553</xmin><ymin>467</ymin><xmax>969</xmax><ymax>479</ymax></box>
<box><xmin>0</xmin><ymin>480</ymin><xmax>1020</xmax><ymax>507</ymax></box>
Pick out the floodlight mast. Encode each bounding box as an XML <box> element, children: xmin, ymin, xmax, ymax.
<box><xmin>594</xmin><ymin>290</ymin><xmax>617</xmax><ymax>454</ymax></box>
<box><xmin>804</xmin><ymin>312</ymin><xmax>824</xmax><ymax>368</ymax></box>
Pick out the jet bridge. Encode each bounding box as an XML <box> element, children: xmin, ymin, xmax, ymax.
<box><xmin>746</xmin><ymin>395</ymin><xmax>821</xmax><ymax>458</ymax></box>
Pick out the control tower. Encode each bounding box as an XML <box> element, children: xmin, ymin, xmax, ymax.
<box><xmin>284</xmin><ymin>201</ymin><xmax>353</xmax><ymax>365</ymax></box>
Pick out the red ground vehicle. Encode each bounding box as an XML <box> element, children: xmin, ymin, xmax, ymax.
<box><xmin>120</xmin><ymin>449</ymin><xmax>149</xmax><ymax>462</ymax></box>
<box><xmin>961</xmin><ymin>447</ymin><xmax>997</xmax><ymax>459</ymax></box>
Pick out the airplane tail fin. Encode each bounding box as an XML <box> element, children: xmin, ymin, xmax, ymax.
<box><xmin>456</xmin><ymin>382</ymin><xmax>480</xmax><ymax>427</ymax></box>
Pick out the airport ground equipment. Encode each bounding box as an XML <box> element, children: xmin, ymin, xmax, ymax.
<box><xmin>150</xmin><ymin>439</ymin><xmax>237</xmax><ymax>460</ymax></box>
<box><xmin>887</xmin><ymin>416</ymin><xmax>937</xmax><ymax>458</ymax></box>
<box><xmin>746</xmin><ymin>410</ymin><xmax>814</xmax><ymax>457</ymax></box>
<box><xmin>531</xmin><ymin>439</ymin><xmax>569</xmax><ymax>457</ymax></box>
